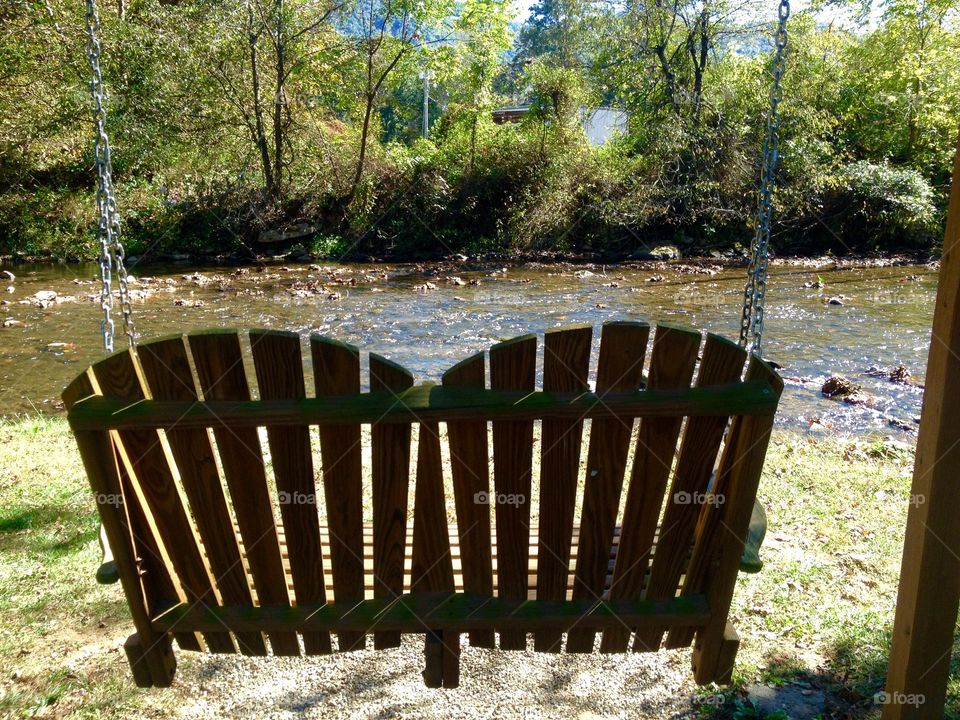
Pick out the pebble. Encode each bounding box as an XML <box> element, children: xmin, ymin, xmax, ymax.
<box><xmin>172</xmin><ymin>637</ymin><xmax>700</xmax><ymax>719</ymax></box>
<box><xmin>5</xmin><ymin>286</ymin><xmax>13</xmax><ymax>293</ymax></box>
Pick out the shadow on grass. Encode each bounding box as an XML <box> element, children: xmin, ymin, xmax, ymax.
<box><xmin>0</xmin><ymin>502</ymin><xmax>98</xmax><ymax>552</ymax></box>
<box><xmin>701</xmin><ymin>622</ymin><xmax>960</xmax><ymax>719</ymax></box>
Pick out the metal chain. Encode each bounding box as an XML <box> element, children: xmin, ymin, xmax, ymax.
<box><xmin>739</xmin><ymin>0</ymin><xmax>789</xmax><ymax>356</ymax></box>
<box><xmin>85</xmin><ymin>0</ymin><xmax>135</xmax><ymax>353</ymax></box>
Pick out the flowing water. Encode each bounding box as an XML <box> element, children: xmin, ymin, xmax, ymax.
<box><xmin>0</xmin><ymin>259</ymin><xmax>936</xmax><ymax>436</ymax></box>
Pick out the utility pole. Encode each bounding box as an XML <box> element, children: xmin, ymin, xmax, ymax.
<box><xmin>419</xmin><ymin>70</ymin><xmax>431</xmax><ymax>139</ymax></box>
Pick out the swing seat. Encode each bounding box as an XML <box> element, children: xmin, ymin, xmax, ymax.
<box><xmin>64</xmin><ymin>321</ymin><xmax>781</xmax><ymax>689</ymax></box>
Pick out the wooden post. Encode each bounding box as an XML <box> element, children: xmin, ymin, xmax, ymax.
<box><xmin>883</xmin><ymin>137</ymin><xmax>960</xmax><ymax>719</ymax></box>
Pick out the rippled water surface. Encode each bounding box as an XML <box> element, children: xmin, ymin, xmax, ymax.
<box><xmin>0</xmin><ymin>260</ymin><xmax>936</xmax><ymax>435</ymax></box>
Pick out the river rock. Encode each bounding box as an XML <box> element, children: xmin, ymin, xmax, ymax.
<box><xmin>821</xmin><ymin>376</ymin><xmax>860</xmax><ymax>399</ymax></box>
<box><xmin>34</xmin><ymin>290</ymin><xmax>57</xmax><ymax>302</ymax></box>
<box><xmin>3</xmin><ymin>318</ymin><xmax>23</xmax><ymax>327</ymax></box>
<box><xmin>1</xmin><ymin>270</ymin><xmax>14</xmax><ymax>281</ymax></box>
<box><xmin>634</xmin><ymin>244</ymin><xmax>680</xmax><ymax>261</ymax></box>
<box><xmin>5</xmin><ymin>286</ymin><xmax>13</xmax><ymax>293</ymax></box>
<box><xmin>826</xmin><ymin>295</ymin><xmax>846</xmax><ymax>305</ymax></box>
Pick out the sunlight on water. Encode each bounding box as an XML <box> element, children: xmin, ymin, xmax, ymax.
<box><xmin>0</xmin><ymin>260</ymin><xmax>936</xmax><ymax>436</ymax></box>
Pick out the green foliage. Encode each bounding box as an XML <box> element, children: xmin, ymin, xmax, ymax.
<box><xmin>840</xmin><ymin>161</ymin><xmax>939</xmax><ymax>243</ymax></box>
<box><xmin>0</xmin><ymin>0</ymin><xmax>955</xmax><ymax>261</ymax></box>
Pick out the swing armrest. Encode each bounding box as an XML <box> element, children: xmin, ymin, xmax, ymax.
<box><xmin>739</xmin><ymin>500</ymin><xmax>767</xmax><ymax>574</ymax></box>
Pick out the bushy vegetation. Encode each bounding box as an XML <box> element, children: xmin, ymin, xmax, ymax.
<box><xmin>1</xmin><ymin>0</ymin><xmax>958</xmax><ymax>261</ymax></box>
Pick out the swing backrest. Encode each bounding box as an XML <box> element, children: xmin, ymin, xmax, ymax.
<box><xmin>64</xmin><ymin>321</ymin><xmax>781</xmax><ymax>686</ymax></box>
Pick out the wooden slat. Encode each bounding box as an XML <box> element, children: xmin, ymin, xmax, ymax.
<box><xmin>138</xmin><ymin>337</ymin><xmax>267</xmax><ymax>656</ymax></box>
<box><xmin>68</xmin><ymin>380</ymin><xmax>780</xmax><ymax>431</ymax></box>
<box><xmin>489</xmin><ymin>333</ymin><xmax>537</xmax><ymax>650</ymax></box>
<box><xmin>442</xmin><ymin>353</ymin><xmax>494</xmax><ymax>648</ymax></box>
<box><xmin>567</xmin><ymin>322</ymin><xmax>649</xmax><ymax>652</ymax></box>
<box><xmin>251</xmin><ymin>330</ymin><xmax>331</xmax><ymax>656</ymax></box>
<box><xmin>601</xmin><ymin>323</ymin><xmax>701</xmax><ymax>653</ymax></box>
<box><xmin>882</xmin><ymin>137</ymin><xmax>960</xmax><ymax>720</ymax></box>
<box><xmin>679</xmin><ymin>358</ymin><xmax>781</xmax><ymax>681</ymax></box>
<box><xmin>410</xmin><ymin>420</ymin><xmax>459</xmax><ymax>687</ymax></box>
<box><xmin>92</xmin><ymin>349</ymin><xmax>235</xmax><ymax>654</ymax></box>
<box><xmin>367</xmin><ymin>352</ymin><xmax>414</xmax><ymax>650</ymax></box>
<box><xmin>112</xmin><ymin>438</ymin><xmax>202</xmax><ymax>653</ymax></box>
<box><xmin>154</xmin><ymin>593</ymin><xmax>711</xmax><ymax>634</ymax></box>
<box><xmin>634</xmin><ymin>333</ymin><xmax>746</xmax><ymax>652</ymax></box>
<box><xmin>188</xmin><ymin>331</ymin><xmax>300</xmax><ymax>657</ymax></box>
<box><xmin>73</xmin><ymin>428</ymin><xmax>177</xmax><ymax>686</ymax></box>
<box><xmin>410</xmin><ymin>422</ymin><xmax>454</xmax><ymax>594</ymax></box>
<box><xmin>65</xmin><ymin>371</ymin><xmax>183</xmax><ymax>646</ymax></box>
<box><xmin>535</xmin><ymin>325</ymin><xmax>592</xmax><ymax>652</ymax></box>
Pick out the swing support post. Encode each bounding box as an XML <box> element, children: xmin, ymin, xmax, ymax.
<box><xmin>883</xmin><ymin>134</ymin><xmax>960</xmax><ymax>719</ymax></box>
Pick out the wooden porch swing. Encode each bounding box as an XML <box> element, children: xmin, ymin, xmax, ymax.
<box><xmin>70</xmin><ymin>0</ymin><xmax>790</xmax><ymax>693</ymax></box>
<box><xmin>64</xmin><ymin>322</ymin><xmax>782</xmax><ymax>688</ymax></box>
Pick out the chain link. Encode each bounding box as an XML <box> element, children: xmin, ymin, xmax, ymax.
<box><xmin>739</xmin><ymin>0</ymin><xmax>789</xmax><ymax>357</ymax></box>
<box><xmin>85</xmin><ymin>0</ymin><xmax>135</xmax><ymax>353</ymax></box>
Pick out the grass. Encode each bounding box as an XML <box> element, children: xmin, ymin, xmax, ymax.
<box><xmin>0</xmin><ymin>415</ymin><xmax>178</xmax><ymax>718</ymax></box>
<box><xmin>0</xmin><ymin>414</ymin><xmax>955</xmax><ymax>718</ymax></box>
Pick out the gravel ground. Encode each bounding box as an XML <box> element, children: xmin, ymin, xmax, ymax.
<box><xmin>166</xmin><ymin>636</ymin><xmax>702</xmax><ymax>719</ymax></box>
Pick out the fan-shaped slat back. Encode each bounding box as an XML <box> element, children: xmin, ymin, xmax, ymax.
<box><xmin>634</xmin><ymin>334</ymin><xmax>747</xmax><ymax>652</ymax></box>
<box><xmin>601</xmin><ymin>324</ymin><xmax>701</xmax><ymax>653</ymax></box>
<box><xmin>94</xmin><ymin>349</ymin><xmax>231</xmax><ymax>652</ymax></box>
<box><xmin>367</xmin><ymin>352</ymin><xmax>413</xmax><ymax>650</ymax></box>
<box><xmin>670</xmin><ymin>356</ymin><xmax>784</xmax><ymax>655</ymax></box>
<box><xmin>138</xmin><ymin>337</ymin><xmax>266</xmax><ymax>656</ymax></box>
<box><xmin>65</xmin><ymin>369</ymin><xmax>197</xmax><ymax>665</ymax></box>
<box><xmin>442</xmin><ymin>353</ymin><xmax>495</xmax><ymax>649</ymax></box>
<box><xmin>188</xmin><ymin>331</ymin><xmax>299</xmax><ymax>657</ymax></box>
<box><xmin>489</xmin><ymin>334</ymin><xmax>537</xmax><ymax>650</ymax></box>
<box><xmin>251</xmin><ymin>330</ymin><xmax>331</xmax><ymax>656</ymax></box>
<box><xmin>567</xmin><ymin>321</ymin><xmax>650</xmax><ymax>653</ymax></box>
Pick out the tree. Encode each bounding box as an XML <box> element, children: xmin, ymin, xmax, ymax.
<box><xmin>339</xmin><ymin>0</ymin><xmax>460</xmax><ymax>201</ymax></box>
<box><xmin>204</xmin><ymin>0</ymin><xmax>342</xmax><ymax>203</ymax></box>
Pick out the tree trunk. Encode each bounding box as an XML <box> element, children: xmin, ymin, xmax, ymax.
<box><xmin>347</xmin><ymin>93</ymin><xmax>376</xmax><ymax>203</ymax></box>
<box><xmin>273</xmin><ymin>0</ymin><xmax>285</xmax><ymax>200</ymax></box>
<box><xmin>249</xmin><ymin>8</ymin><xmax>275</xmax><ymax>200</ymax></box>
